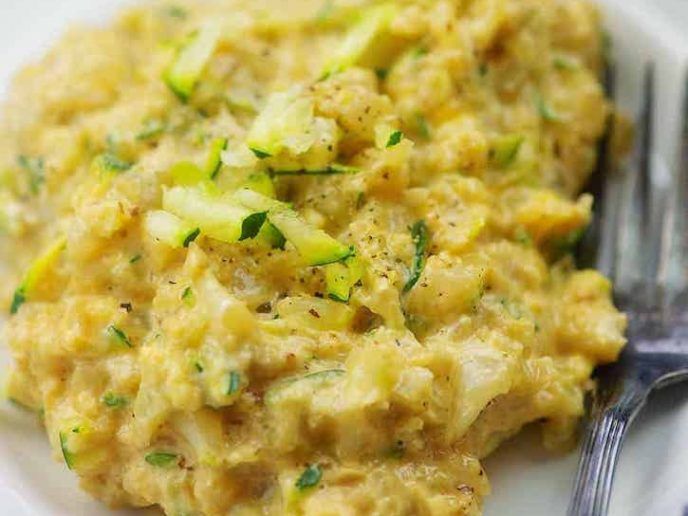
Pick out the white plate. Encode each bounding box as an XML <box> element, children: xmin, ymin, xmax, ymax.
<box><xmin>1</xmin><ymin>1</ymin><xmax>687</xmax><ymax>515</ymax></box>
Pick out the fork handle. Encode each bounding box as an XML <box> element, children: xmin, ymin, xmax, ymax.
<box><xmin>567</xmin><ymin>385</ymin><xmax>649</xmax><ymax>516</ymax></box>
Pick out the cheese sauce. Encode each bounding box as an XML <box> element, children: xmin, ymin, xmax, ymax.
<box><xmin>1</xmin><ymin>1</ymin><xmax>626</xmax><ymax>514</ymax></box>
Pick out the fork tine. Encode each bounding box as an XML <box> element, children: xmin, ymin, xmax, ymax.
<box><xmin>660</xmin><ymin>67</ymin><xmax>688</xmax><ymax>307</ymax></box>
<box><xmin>615</xmin><ymin>62</ymin><xmax>659</xmax><ymax>299</ymax></box>
<box><xmin>637</xmin><ymin>63</ymin><xmax>654</xmax><ymax>233</ymax></box>
<box><xmin>589</xmin><ymin>62</ymin><xmax>623</xmax><ymax>280</ymax></box>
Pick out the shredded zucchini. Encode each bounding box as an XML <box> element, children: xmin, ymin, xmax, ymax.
<box><xmin>233</xmin><ymin>188</ymin><xmax>352</xmax><ymax>265</ymax></box>
<box><xmin>325</xmin><ymin>255</ymin><xmax>363</xmax><ymax>302</ymax></box>
<box><xmin>205</xmin><ymin>137</ymin><xmax>228</xmax><ymax>179</ymax></box>
<box><xmin>257</xmin><ymin>222</ymin><xmax>287</xmax><ymax>249</ymax></box>
<box><xmin>171</xmin><ymin>138</ymin><xmax>229</xmax><ymax>185</ymax></box>
<box><xmin>271</xmin><ymin>164</ymin><xmax>359</xmax><ymax>176</ymax></box>
<box><xmin>164</xmin><ymin>24</ymin><xmax>221</xmax><ymax>102</ymax></box>
<box><xmin>10</xmin><ymin>236</ymin><xmax>67</xmax><ymax>314</ymax></box>
<box><xmin>163</xmin><ymin>186</ymin><xmax>265</xmax><ymax>243</ymax></box>
<box><xmin>221</xmin><ymin>144</ymin><xmax>259</xmax><ymax>169</ymax></box>
<box><xmin>490</xmin><ymin>134</ymin><xmax>524</xmax><ymax>168</ymax></box>
<box><xmin>145</xmin><ymin>452</ymin><xmax>179</xmax><ymax>468</ymax></box>
<box><xmin>144</xmin><ymin>210</ymin><xmax>200</xmax><ymax>248</ymax></box>
<box><xmin>265</xmin><ymin>369</ymin><xmax>345</xmax><ymax>405</ymax></box>
<box><xmin>243</xmin><ymin>171</ymin><xmax>276</xmax><ymax>197</ymax></box>
<box><xmin>321</xmin><ymin>3</ymin><xmax>396</xmax><ymax>79</ymax></box>
<box><xmin>59</xmin><ymin>431</ymin><xmax>76</xmax><ymax>470</ymax></box>
<box><xmin>170</xmin><ymin>161</ymin><xmax>206</xmax><ymax>186</ymax></box>
<box><xmin>246</xmin><ymin>87</ymin><xmax>315</xmax><ymax>158</ymax></box>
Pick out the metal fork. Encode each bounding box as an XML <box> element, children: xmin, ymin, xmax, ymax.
<box><xmin>567</xmin><ymin>64</ymin><xmax>688</xmax><ymax>516</ymax></box>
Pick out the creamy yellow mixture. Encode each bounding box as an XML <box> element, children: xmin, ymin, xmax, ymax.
<box><xmin>1</xmin><ymin>0</ymin><xmax>626</xmax><ymax>514</ymax></box>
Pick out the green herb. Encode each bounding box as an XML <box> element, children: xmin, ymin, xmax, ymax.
<box><xmin>386</xmin><ymin>130</ymin><xmax>403</xmax><ymax>148</ymax></box>
<box><xmin>295</xmin><ymin>464</ymin><xmax>322</xmax><ymax>490</ymax></box>
<box><xmin>181</xmin><ymin>286</ymin><xmax>193</xmax><ymax>301</ymax></box>
<box><xmin>145</xmin><ymin>452</ymin><xmax>179</xmax><ymax>468</ymax></box>
<box><xmin>403</xmin><ymin>220</ymin><xmax>429</xmax><ymax>293</ymax></box>
<box><xmin>182</xmin><ymin>227</ymin><xmax>200</xmax><ymax>247</ymax></box>
<box><xmin>10</xmin><ymin>287</ymin><xmax>26</xmax><ymax>315</ymax></box>
<box><xmin>375</xmin><ymin>68</ymin><xmax>388</xmax><ymax>80</ymax></box>
<box><xmin>535</xmin><ymin>93</ymin><xmax>561</xmax><ymax>122</ymax></box>
<box><xmin>270</xmin><ymin>164</ymin><xmax>360</xmax><ymax>176</ymax></box>
<box><xmin>17</xmin><ymin>155</ymin><xmax>45</xmax><ymax>194</ymax></box>
<box><xmin>249</xmin><ymin>148</ymin><xmax>272</xmax><ymax>159</ymax></box>
<box><xmin>226</xmin><ymin>371</ymin><xmax>241</xmax><ymax>395</ymax></box>
<box><xmin>129</xmin><ymin>254</ymin><xmax>142</xmax><ymax>264</ymax></box>
<box><xmin>478</xmin><ymin>62</ymin><xmax>488</xmax><ymax>76</ymax></box>
<box><xmin>107</xmin><ymin>325</ymin><xmax>133</xmax><ymax>348</ymax></box>
<box><xmin>136</xmin><ymin>119</ymin><xmax>166</xmax><ymax>140</ymax></box>
<box><xmin>102</xmin><ymin>392</ymin><xmax>128</xmax><ymax>408</ymax></box>
<box><xmin>415</xmin><ymin>114</ymin><xmax>431</xmax><ymax>140</ymax></box>
<box><xmin>239</xmin><ymin>212</ymin><xmax>268</xmax><ymax>241</ymax></box>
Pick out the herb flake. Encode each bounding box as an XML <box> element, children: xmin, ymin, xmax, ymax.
<box><xmin>239</xmin><ymin>212</ymin><xmax>268</xmax><ymax>241</ymax></box>
<box><xmin>102</xmin><ymin>392</ymin><xmax>128</xmax><ymax>408</ymax></box>
<box><xmin>107</xmin><ymin>325</ymin><xmax>133</xmax><ymax>348</ymax></box>
<box><xmin>403</xmin><ymin>220</ymin><xmax>429</xmax><ymax>293</ymax></box>
<box><xmin>10</xmin><ymin>287</ymin><xmax>26</xmax><ymax>315</ymax></box>
<box><xmin>295</xmin><ymin>464</ymin><xmax>322</xmax><ymax>490</ymax></box>
<box><xmin>249</xmin><ymin>147</ymin><xmax>272</xmax><ymax>159</ymax></box>
<box><xmin>227</xmin><ymin>371</ymin><xmax>241</xmax><ymax>395</ymax></box>
<box><xmin>386</xmin><ymin>130</ymin><xmax>403</xmax><ymax>148</ymax></box>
